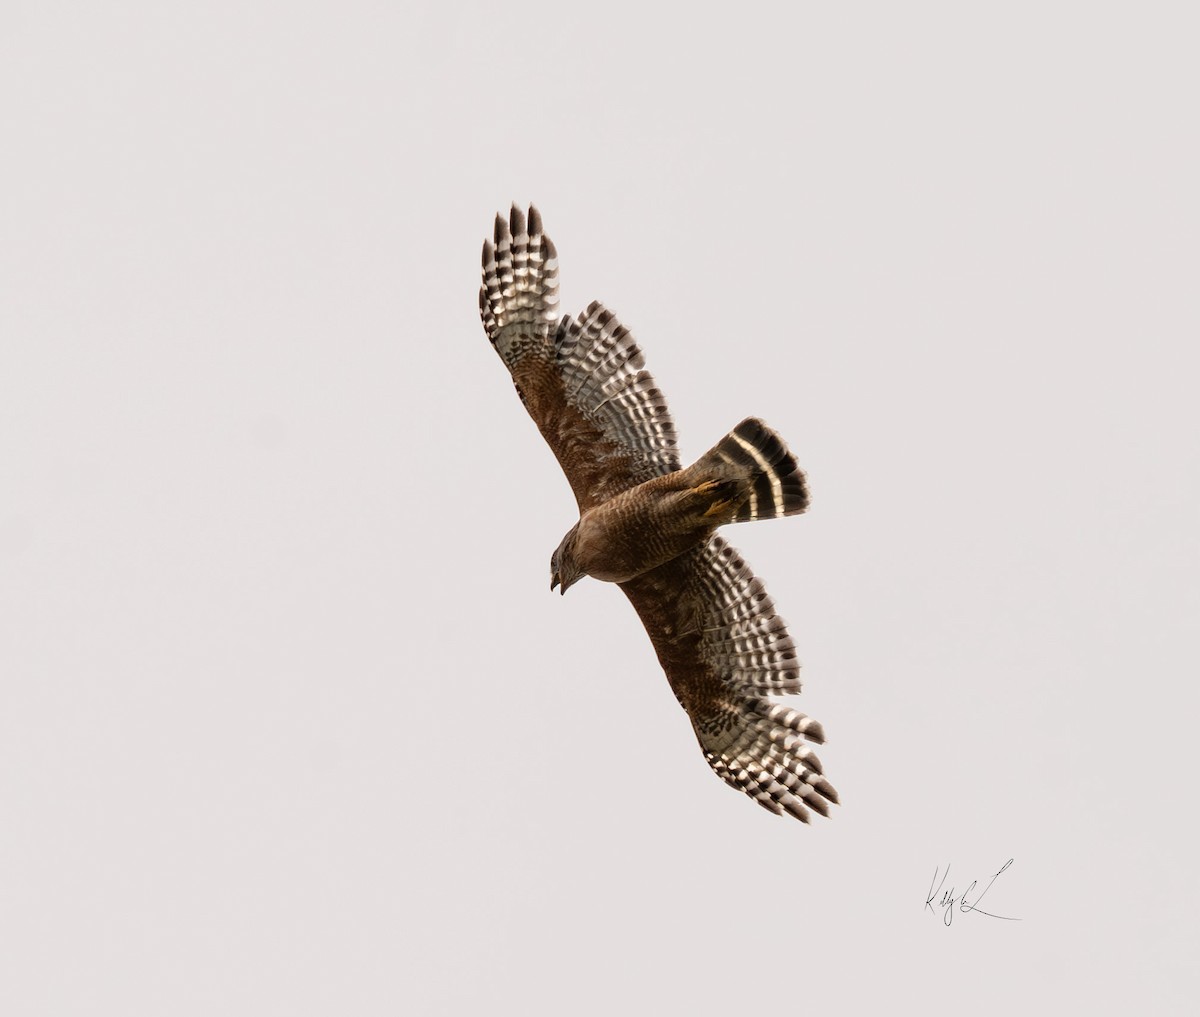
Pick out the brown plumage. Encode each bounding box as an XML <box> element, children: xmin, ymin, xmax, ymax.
<box><xmin>480</xmin><ymin>205</ymin><xmax>837</xmax><ymax>823</ymax></box>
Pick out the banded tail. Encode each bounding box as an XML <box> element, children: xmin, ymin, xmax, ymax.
<box><xmin>695</xmin><ymin>418</ymin><xmax>809</xmax><ymax>523</ymax></box>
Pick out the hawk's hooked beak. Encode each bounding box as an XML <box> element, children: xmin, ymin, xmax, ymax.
<box><xmin>550</xmin><ymin>571</ymin><xmax>560</xmax><ymax>593</ymax></box>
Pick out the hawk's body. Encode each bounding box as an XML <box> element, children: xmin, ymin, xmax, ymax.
<box><xmin>480</xmin><ymin>206</ymin><xmax>837</xmax><ymax>822</ymax></box>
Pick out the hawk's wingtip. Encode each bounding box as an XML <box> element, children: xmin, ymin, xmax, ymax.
<box><xmin>509</xmin><ymin>203</ymin><xmax>526</xmax><ymax>237</ymax></box>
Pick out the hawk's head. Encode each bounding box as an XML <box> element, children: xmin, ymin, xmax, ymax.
<box><xmin>549</xmin><ymin>524</ymin><xmax>586</xmax><ymax>596</ymax></box>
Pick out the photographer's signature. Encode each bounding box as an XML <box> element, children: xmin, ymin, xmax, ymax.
<box><xmin>925</xmin><ymin>858</ymin><xmax>1020</xmax><ymax>926</ymax></box>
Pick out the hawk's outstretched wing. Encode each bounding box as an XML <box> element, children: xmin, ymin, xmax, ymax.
<box><xmin>479</xmin><ymin>205</ymin><xmax>835</xmax><ymax>822</ymax></box>
<box><xmin>480</xmin><ymin>206</ymin><xmax>679</xmax><ymax>509</ymax></box>
<box><xmin>621</xmin><ymin>537</ymin><xmax>837</xmax><ymax>822</ymax></box>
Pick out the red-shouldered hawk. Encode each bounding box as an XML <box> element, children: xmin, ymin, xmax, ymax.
<box><xmin>480</xmin><ymin>206</ymin><xmax>837</xmax><ymax>823</ymax></box>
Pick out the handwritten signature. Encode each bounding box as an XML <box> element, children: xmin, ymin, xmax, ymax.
<box><xmin>925</xmin><ymin>858</ymin><xmax>1020</xmax><ymax>926</ymax></box>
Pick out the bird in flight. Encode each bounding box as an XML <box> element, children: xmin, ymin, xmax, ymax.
<box><xmin>479</xmin><ymin>206</ymin><xmax>837</xmax><ymax>822</ymax></box>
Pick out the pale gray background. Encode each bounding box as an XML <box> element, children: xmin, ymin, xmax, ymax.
<box><xmin>2</xmin><ymin>2</ymin><xmax>1196</xmax><ymax>1014</ymax></box>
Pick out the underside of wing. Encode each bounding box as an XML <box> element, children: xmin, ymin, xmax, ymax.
<box><xmin>480</xmin><ymin>205</ymin><xmax>680</xmax><ymax>509</ymax></box>
<box><xmin>620</xmin><ymin>536</ymin><xmax>838</xmax><ymax>822</ymax></box>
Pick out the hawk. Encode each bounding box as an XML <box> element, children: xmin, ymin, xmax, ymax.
<box><xmin>480</xmin><ymin>206</ymin><xmax>838</xmax><ymax>823</ymax></box>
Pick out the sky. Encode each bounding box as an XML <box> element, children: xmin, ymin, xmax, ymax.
<box><xmin>2</xmin><ymin>2</ymin><xmax>1197</xmax><ymax>1014</ymax></box>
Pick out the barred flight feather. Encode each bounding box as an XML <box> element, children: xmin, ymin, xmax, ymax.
<box><xmin>480</xmin><ymin>208</ymin><xmax>560</xmax><ymax>367</ymax></box>
<box><xmin>555</xmin><ymin>302</ymin><xmax>679</xmax><ymax>477</ymax></box>
<box><xmin>694</xmin><ymin>538</ymin><xmax>802</xmax><ymax>695</ymax></box>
